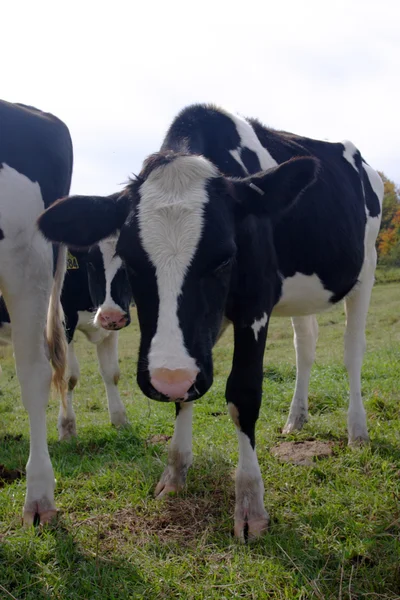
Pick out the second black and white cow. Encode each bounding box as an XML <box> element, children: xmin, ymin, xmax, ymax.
<box><xmin>38</xmin><ymin>104</ymin><xmax>383</xmax><ymax>539</ymax></box>
<box><xmin>58</xmin><ymin>246</ymin><xmax>132</xmax><ymax>439</ymax></box>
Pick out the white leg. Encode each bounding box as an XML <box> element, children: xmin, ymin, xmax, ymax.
<box><xmin>344</xmin><ymin>253</ymin><xmax>376</xmax><ymax>445</ymax></box>
<box><xmin>58</xmin><ymin>341</ymin><xmax>79</xmax><ymax>440</ymax></box>
<box><xmin>155</xmin><ymin>402</ymin><xmax>193</xmax><ymax>497</ymax></box>
<box><xmin>2</xmin><ymin>249</ymin><xmax>56</xmax><ymax>524</ymax></box>
<box><xmin>228</xmin><ymin>403</ymin><xmax>269</xmax><ymax>541</ymax></box>
<box><xmin>283</xmin><ymin>315</ymin><xmax>318</xmax><ymax>434</ymax></box>
<box><xmin>96</xmin><ymin>331</ymin><xmax>129</xmax><ymax>427</ymax></box>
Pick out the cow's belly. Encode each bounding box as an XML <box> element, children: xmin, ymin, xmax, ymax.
<box><xmin>272</xmin><ymin>273</ymin><xmax>334</xmax><ymax>317</ymax></box>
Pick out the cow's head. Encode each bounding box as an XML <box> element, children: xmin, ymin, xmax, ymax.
<box><xmin>38</xmin><ymin>153</ymin><xmax>318</xmax><ymax>399</ymax></box>
<box><xmin>84</xmin><ymin>239</ymin><xmax>132</xmax><ymax>330</ymax></box>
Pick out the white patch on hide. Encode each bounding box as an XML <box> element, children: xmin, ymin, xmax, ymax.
<box><xmin>273</xmin><ymin>273</ymin><xmax>332</xmax><ymax>317</ymax></box>
<box><xmin>229</xmin><ymin>149</ymin><xmax>249</xmax><ymax>174</ymax></box>
<box><xmin>228</xmin><ymin>112</ymin><xmax>278</xmax><ymax>170</ymax></box>
<box><xmin>251</xmin><ymin>312</ymin><xmax>268</xmax><ymax>341</ymax></box>
<box><xmin>342</xmin><ymin>140</ymin><xmax>359</xmax><ymax>172</ymax></box>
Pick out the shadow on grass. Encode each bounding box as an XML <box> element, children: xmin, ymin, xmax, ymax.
<box><xmin>263</xmin><ymin>364</ymin><xmax>296</xmax><ymax>383</ymax></box>
<box><xmin>1</xmin><ymin>424</ymin><xmax>146</xmax><ymax>478</ymax></box>
<box><xmin>0</xmin><ymin>520</ymin><xmax>152</xmax><ymax>599</ymax></box>
<box><xmin>371</xmin><ymin>436</ymin><xmax>400</xmax><ymax>462</ymax></box>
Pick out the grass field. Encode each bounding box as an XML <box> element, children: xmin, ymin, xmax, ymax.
<box><xmin>0</xmin><ymin>280</ymin><xmax>399</xmax><ymax>599</ymax></box>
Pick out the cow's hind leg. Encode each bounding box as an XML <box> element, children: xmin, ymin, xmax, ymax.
<box><xmin>227</xmin><ymin>324</ymin><xmax>269</xmax><ymax>541</ymax></box>
<box><xmin>58</xmin><ymin>341</ymin><xmax>79</xmax><ymax>440</ymax></box>
<box><xmin>155</xmin><ymin>401</ymin><xmax>193</xmax><ymax>497</ymax></box>
<box><xmin>283</xmin><ymin>315</ymin><xmax>318</xmax><ymax>434</ymax></box>
<box><xmin>344</xmin><ymin>256</ymin><xmax>376</xmax><ymax>445</ymax></box>
<box><xmin>96</xmin><ymin>331</ymin><xmax>129</xmax><ymax>427</ymax></box>
<box><xmin>2</xmin><ymin>243</ymin><xmax>56</xmax><ymax>525</ymax></box>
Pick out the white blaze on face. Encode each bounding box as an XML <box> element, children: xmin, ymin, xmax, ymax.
<box><xmin>94</xmin><ymin>236</ymin><xmax>124</xmax><ymax>325</ymax></box>
<box><xmin>137</xmin><ymin>156</ymin><xmax>218</xmax><ymax>374</ymax></box>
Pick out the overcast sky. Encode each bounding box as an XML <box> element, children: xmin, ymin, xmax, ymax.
<box><xmin>2</xmin><ymin>0</ymin><xmax>399</xmax><ymax>195</ymax></box>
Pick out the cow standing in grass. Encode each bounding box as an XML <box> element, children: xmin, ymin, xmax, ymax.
<box><xmin>0</xmin><ymin>100</ymin><xmax>133</xmax><ymax>524</ymax></box>
<box><xmin>39</xmin><ymin>104</ymin><xmax>383</xmax><ymax>539</ymax></box>
<box><xmin>0</xmin><ymin>100</ymin><xmax>71</xmax><ymax>525</ymax></box>
<box><xmin>58</xmin><ymin>245</ymin><xmax>132</xmax><ymax>439</ymax></box>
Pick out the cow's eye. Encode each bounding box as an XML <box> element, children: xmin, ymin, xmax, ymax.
<box><xmin>213</xmin><ymin>258</ymin><xmax>232</xmax><ymax>274</ymax></box>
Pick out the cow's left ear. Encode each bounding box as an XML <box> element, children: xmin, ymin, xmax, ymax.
<box><xmin>38</xmin><ymin>192</ymin><xmax>130</xmax><ymax>248</ymax></box>
<box><xmin>229</xmin><ymin>157</ymin><xmax>319</xmax><ymax>217</ymax></box>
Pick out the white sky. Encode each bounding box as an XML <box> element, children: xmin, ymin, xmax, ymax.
<box><xmin>2</xmin><ymin>0</ymin><xmax>399</xmax><ymax>195</ymax></box>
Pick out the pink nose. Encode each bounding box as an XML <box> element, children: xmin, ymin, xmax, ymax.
<box><xmin>151</xmin><ymin>368</ymin><xmax>198</xmax><ymax>400</ymax></box>
<box><xmin>98</xmin><ymin>310</ymin><xmax>128</xmax><ymax>330</ymax></box>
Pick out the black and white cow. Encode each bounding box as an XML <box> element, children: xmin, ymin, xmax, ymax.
<box><xmin>58</xmin><ymin>246</ymin><xmax>132</xmax><ymax>440</ymax></box>
<box><xmin>38</xmin><ymin>104</ymin><xmax>383</xmax><ymax>539</ymax></box>
<box><xmin>0</xmin><ymin>100</ymin><xmax>72</xmax><ymax>525</ymax></box>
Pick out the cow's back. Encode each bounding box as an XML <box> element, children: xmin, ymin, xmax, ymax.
<box><xmin>162</xmin><ymin>104</ymin><xmax>383</xmax><ymax>313</ymax></box>
<box><xmin>0</xmin><ymin>100</ymin><xmax>73</xmax><ymax>208</ymax></box>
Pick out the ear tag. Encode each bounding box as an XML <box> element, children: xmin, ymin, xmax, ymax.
<box><xmin>67</xmin><ymin>251</ymin><xmax>79</xmax><ymax>270</ymax></box>
<box><xmin>248</xmin><ymin>182</ymin><xmax>265</xmax><ymax>196</ymax></box>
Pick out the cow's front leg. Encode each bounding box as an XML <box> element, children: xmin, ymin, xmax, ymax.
<box><xmin>155</xmin><ymin>401</ymin><xmax>193</xmax><ymax>498</ymax></box>
<box><xmin>96</xmin><ymin>331</ymin><xmax>129</xmax><ymax>428</ymax></box>
<box><xmin>226</xmin><ymin>322</ymin><xmax>269</xmax><ymax>541</ymax></box>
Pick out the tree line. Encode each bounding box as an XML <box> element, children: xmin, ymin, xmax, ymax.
<box><xmin>377</xmin><ymin>173</ymin><xmax>400</xmax><ymax>267</ymax></box>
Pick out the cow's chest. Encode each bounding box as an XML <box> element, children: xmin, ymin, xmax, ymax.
<box><xmin>76</xmin><ymin>311</ymin><xmax>110</xmax><ymax>344</ymax></box>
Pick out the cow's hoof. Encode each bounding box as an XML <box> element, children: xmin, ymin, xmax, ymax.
<box><xmin>154</xmin><ymin>465</ymin><xmax>186</xmax><ymax>499</ymax></box>
<box><xmin>282</xmin><ymin>410</ymin><xmax>308</xmax><ymax>434</ymax></box>
<box><xmin>348</xmin><ymin>434</ymin><xmax>370</xmax><ymax>447</ymax></box>
<box><xmin>58</xmin><ymin>416</ymin><xmax>77</xmax><ymax>441</ymax></box>
<box><xmin>234</xmin><ymin>515</ymin><xmax>269</xmax><ymax>542</ymax></box>
<box><xmin>154</xmin><ymin>482</ymin><xmax>181</xmax><ymax>498</ymax></box>
<box><xmin>348</xmin><ymin>421</ymin><xmax>369</xmax><ymax>447</ymax></box>
<box><xmin>23</xmin><ymin>501</ymin><xmax>58</xmax><ymax>526</ymax></box>
<box><xmin>110</xmin><ymin>411</ymin><xmax>130</xmax><ymax>428</ymax></box>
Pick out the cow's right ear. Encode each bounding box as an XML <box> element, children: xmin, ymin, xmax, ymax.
<box><xmin>38</xmin><ymin>193</ymin><xmax>130</xmax><ymax>248</ymax></box>
<box><xmin>228</xmin><ymin>157</ymin><xmax>319</xmax><ymax>219</ymax></box>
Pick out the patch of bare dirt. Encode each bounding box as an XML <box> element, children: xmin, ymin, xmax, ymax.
<box><xmin>0</xmin><ymin>464</ymin><xmax>24</xmax><ymax>487</ymax></box>
<box><xmin>72</xmin><ymin>490</ymin><xmax>233</xmax><ymax>549</ymax></box>
<box><xmin>146</xmin><ymin>434</ymin><xmax>172</xmax><ymax>446</ymax></box>
<box><xmin>271</xmin><ymin>440</ymin><xmax>334</xmax><ymax>466</ymax></box>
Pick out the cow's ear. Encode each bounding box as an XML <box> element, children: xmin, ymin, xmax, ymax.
<box><xmin>38</xmin><ymin>192</ymin><xmax>130</xmax><ymax>248</ymax></box>
<box><xmin>229</xmin><ymin>157</ymin><xmax>319</xmax><ymax>218</ymax></box>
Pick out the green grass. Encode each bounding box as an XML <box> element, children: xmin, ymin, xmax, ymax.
<box><xmin>1</xmin><ymin>282</ymin><xmax>400</xmax><ymax>599</ymax></box>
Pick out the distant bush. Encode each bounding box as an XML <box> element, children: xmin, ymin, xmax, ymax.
<box><xmin>375</xmin><ymin>266</ymin><xmax>400</xmax><ymax>284</ymax></box>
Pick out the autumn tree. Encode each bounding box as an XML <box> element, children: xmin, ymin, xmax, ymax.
<box><xmin>376</xmin><ymin>172</ymin><xmax>400</xmax><ymax>266</ymax></box>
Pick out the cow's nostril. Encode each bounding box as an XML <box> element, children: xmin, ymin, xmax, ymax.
<box><xmin>98</xmin><ymin>310</ymin><xmax>129</xmax><ymax>330</ymax></box>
